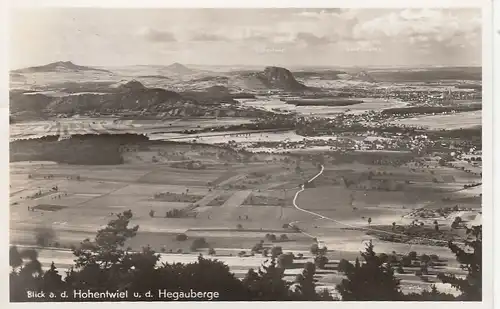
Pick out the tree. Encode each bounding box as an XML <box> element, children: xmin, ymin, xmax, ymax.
<box><xmin>9</xmin><ymin>246</ymin><xmax>22</xmax><ymax>269</ymax></box>
<box><xmin>236</xmin><ymin>224</ymin><xmax>243</xmax><ymax>230</ymax></box>
<box><xmin>72</xmin><ymin>210</ymin><xmax>139</xmax><ymax>270</ymax></box>
<box><xmin>190</xmin><ymin>237</ymin><xmax>208</xmax><ymax>252</ymax></box>
<box><xmin>367</xmin><ymin>217</ymin><xmax>372</xmax><ymax>225</ymax></box>
<box><xmin>314</xmin><ymin>254</ymin><xmax>328</xmax><ymax>269</ymax></box>
<box><xmin>335</xmin><ymin>241</ymin><xmax>403</xmax><ymax>301</ymax></box>
<box><xmin>251</xmin><ymin>242</ymin><xmax>264</xmax><ymax>253</ymax></box>
<box><xmin>310</xmin><ymin>243</ymin><xmax>319</xmax><ymax>255</ymax></box>
<box><xmin>377</xmin><ymin>253</ymin><xmax>389</xmax><ymax>264</ymax></box>
<box><xmin>396</xmin><ymin>265</ymin><xmax>404</xmax><ymax>274</ymax></box>
<box><xmin>34</xmin><ymin>227</ymin><xmax>56</xmax><ymax>247</ymax></box>
<box><xmin>266</xmin><ymin>234</ymin><xmax>277</xmax><ymax>242</ymax></box>
<box><xmin>279</xmin><ymin>234</ymin><xmax>288</xmax><ymax>241</ymax></box>
<box><xmin>175</xmin><ymin>233</ymin><xmax>188</xmax><ymax>241</ymax></box>
<box><xmin>437</xmin><ymin>225</ymin><xmax>482</xmax><ymax>301</ymax></box>
<box><xmin>9</xmin><ymin>210</ymin><xmax>339</xmax><ymax>302</ymax></box>
<box><xmin>387</xmin><ymin>253</ymin><xmax>398</xmax><ymax>264</ymax></box>
<box><xmin>262</xmin><ymin>249</ymin><xmax>269</xmax><ymax>257</ymax></box>
<box><xmin>294</xmin><ymin>262</ymin><xmax>333</xmax><ymax>301</ymax></box>
<box><xmin>451</xmin><ymin>217</ymin><xmax>462</xmax><ymax>229</ymax></box>
<box><xmin>310</xmin><ymin>243</ymin><xmax>327</xmax><ymax>255</ymax></box>
<box><xmin>277</xmin><ymin>253</ymin><xmax>294</xmax><ymax>269</ymax></box>
<box><xmin>208</xmin><ymin>248</ymin><xmax>216</xmax><ymax>256</ymax></box>
<box><xmin>337</xmin><ymin>259</ymin><xmax>353</xmax><ymax>274</ymax></box>
<box><xmin>271</xmin><ymin>246</ymin><xmax>283</xmax><ymax>258</ymax></box>
<box><xmin>408</xmin><ymin>251</ymin><xmax>417</xmax><ymax>261</ymax></box>
<box><xmin>242</xmin><ymin>258</ymin><xmax>290</xmax><ymax>301</ymax></box>
<box><xmin>420</xmin><ymin>254</ymin><xmax>431</xmax><ymax>265</ymax></box>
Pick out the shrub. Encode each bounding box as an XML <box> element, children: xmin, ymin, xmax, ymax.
<box><xmin>338</xmin><ymin>259</ymin><xmax>353</xmax><ymax>273</ymax></box>
<box><xmin>279</xmin><ymin>234</ymin><xmax>289</xmax><ymax>241</ymax></box>
<box><xmin>378</xmin><ymin>253</ymin><xmax>389</xmax><ymax>264</ymax></box>
<box><xmin>429</xmin><ymin>254</ymin><xmax>439</xmax><ymax>262</ymax></box>
<box><xmin>277</xmin><ymin>253</ymin><xmax>294</xmax><ymax>269</ymax></box>
<box><xmin>251</xmin><ymin>242</ymin><xmax>264</xmax><ymax>253</ymax></box>
<box><xmin>396</xmin><ymin>265</ymin><xmax>405</xmax><ymax>274</ymax></box>
<box><xmin>420</xmin><ymin>254</ymin><xmax>431</xmax><ymax>264</ymax></box>
<box><xmin>420</xmin><ymin>265</ymin><xmax>428</xmax><ymax>275</ymax></box>
<box><xmin>402</xmin><ymin>255</ymin><xmax>412</xmax><ymax>267</ymax></box>
<box><xmin>388</xmin><ymin>254</ymin><xmax>398</xmax><ymax>264</ymax></box>
<box><xmin>175</xmin><ymin>234</ymin><xmax>188</xmax><ymax>241</ymax></box>
<box><xmin>236</xmin><ymin>224</ymin><xmax>243</xmax><ymax>230</ymax></box>
<box><xmin>266</xmin><ymin>234</ymin><xmax>277</xmax><ymax>242</ymax></box>
<box><xmin>190</xmin><ymin>237</ymin><xmax>208</xmax><ymax>252</ymax></box>
<box><xmin>34</xmin><ymin>227</ymin><xmax>56</xmax><ymax>247</ymax></box>
<box><xmin>310</xmin><ymin>243</ymin><xmax>319</xmax><ymax>255</ymax></box>
<box><xmin>314</xmin><ymin>255</ymin><xmax>329</xmax><ymax>269</ymax></box>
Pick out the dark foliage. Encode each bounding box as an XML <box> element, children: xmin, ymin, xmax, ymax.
<box><xmin>436</xmin><ymin>225</ymin><xmax>482</xmax><ymax>301</ymax></box>
<box><xmin>9</xmin><ymin>210</ymin><xmax>333</xmax><ymax>302</ymax></box>
<box><xmin>335</xmin><ymin>241</ymin><xmax>403</xmax><ymax>301</ymax></box>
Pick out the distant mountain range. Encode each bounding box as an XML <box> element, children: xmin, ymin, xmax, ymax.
<box><xmin>231</xmin><ymin>66</ymin><xmax>308</xmax><ymax>91</ymax></box>
<box><xmin>9</xmin><ymin>80</ymin><xmax>266</xmax><ymax>121</ymax></box>
<box><xmin>165</xmin><ymin>62</ymin><xmax>196</xmax><ymax>75</ymax></box>
<box><xmin>12</xmin><ymin>61</ymin><xmax>112</xmax><ymax>74</ymax></box>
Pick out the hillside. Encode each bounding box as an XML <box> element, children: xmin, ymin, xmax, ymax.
<box><xmin>12</xmin><ymin>61</ymin><xmax>112</xmax><ymax>74</ymax></box>
<box><xmin>165</xmin><ymin>62</ymin><xmax>196</xmax><ymax>75</ymax></box>
<box><xmin>360</xmin><ymin>67</ymin><xmax>482</xmax><ymax>82</ymax></box>
<box><xmin>9</xmin><ymin>80</ymin><xmax>267</xmax><ymax>121</ymax></box>
<box><xmin>231</xmin><ymin>66</ymin><xmax>308</xmax><ymax>91</ymax></box>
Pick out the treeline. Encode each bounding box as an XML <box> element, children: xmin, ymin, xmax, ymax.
<box><xmin>9</xmin><ymin>210</ymin><xmax>482</xmax><ymax>302</ymax></box>
<box><xmin>381</xmin><ymin>104</ymin><xmax>482</xmax><ymax>116</ymax></box>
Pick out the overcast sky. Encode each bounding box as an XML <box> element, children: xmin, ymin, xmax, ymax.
<box><xmin>9</xmin><ymin>8</ymin><xmax>482</xmax><ymax>69</ymax></box>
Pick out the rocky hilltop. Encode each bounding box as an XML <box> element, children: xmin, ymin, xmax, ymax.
<box><xmin>232</xmin><ymin>66</ymin><xmax>308</xmax><ymax>91</ymax></box>
<box><xmin>12</xmin><ymin>61</ymin><xmax>112</xmax><ymax>74</ymax></box>
<box><xmin>165</xmin><ymin>62</ymin><xmax>195</xmax><ymax>75</ymax></box>
<box><xmin>257</xmin><ymin>66</ymin><xmax>308</xmax><ymax>91</ymax></box>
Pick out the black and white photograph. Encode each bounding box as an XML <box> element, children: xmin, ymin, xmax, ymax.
<box><xmin>5</xmin><ymin>1</ymin><xmax>493</xmax><ymax>304</ymax></box>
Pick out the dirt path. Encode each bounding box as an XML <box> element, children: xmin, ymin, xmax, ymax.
<box><xmin>292</xmin><ymin>165</ymin><xmax>464</xmax><ymax>246</ymax></box>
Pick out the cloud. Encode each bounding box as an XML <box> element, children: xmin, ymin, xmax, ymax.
<box><xmin>138</xmin><ymin>28</ymin><xmax>176</xmax><ymax>42</ymax></box>
<box><xmin>343</xmin><ymin>40</ymin><xmax>382</xmax><ymax>53</ymax></box>
<box><xmin>190</xmin><ymin>33</ymin><xmax>229</xmax><ymax>42</ymax></box>
<box><xmin>295</xmin><ymin>32</ymin><xmax>331</xmax><ymax>45</ymax></box>
<box><xmin>352</xmin><ymin>8</ymin><xmax>481</xmax><ymax>48</ymax></box>
<box><xmin>294</xmin><ymin>8</ymin><xmax>343</xmax><ymax>18</ymax></box>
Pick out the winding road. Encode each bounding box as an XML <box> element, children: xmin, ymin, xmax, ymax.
<box><xmin>291</xmin><ymin>164</ymin><xmax>459</xmax><ymax>246</ymax></box>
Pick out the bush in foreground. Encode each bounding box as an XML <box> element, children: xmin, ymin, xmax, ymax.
<box><xmin>9</xmin><ymin>210</ymin><xmax>335</xmax><ymax>302</ymax></box>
